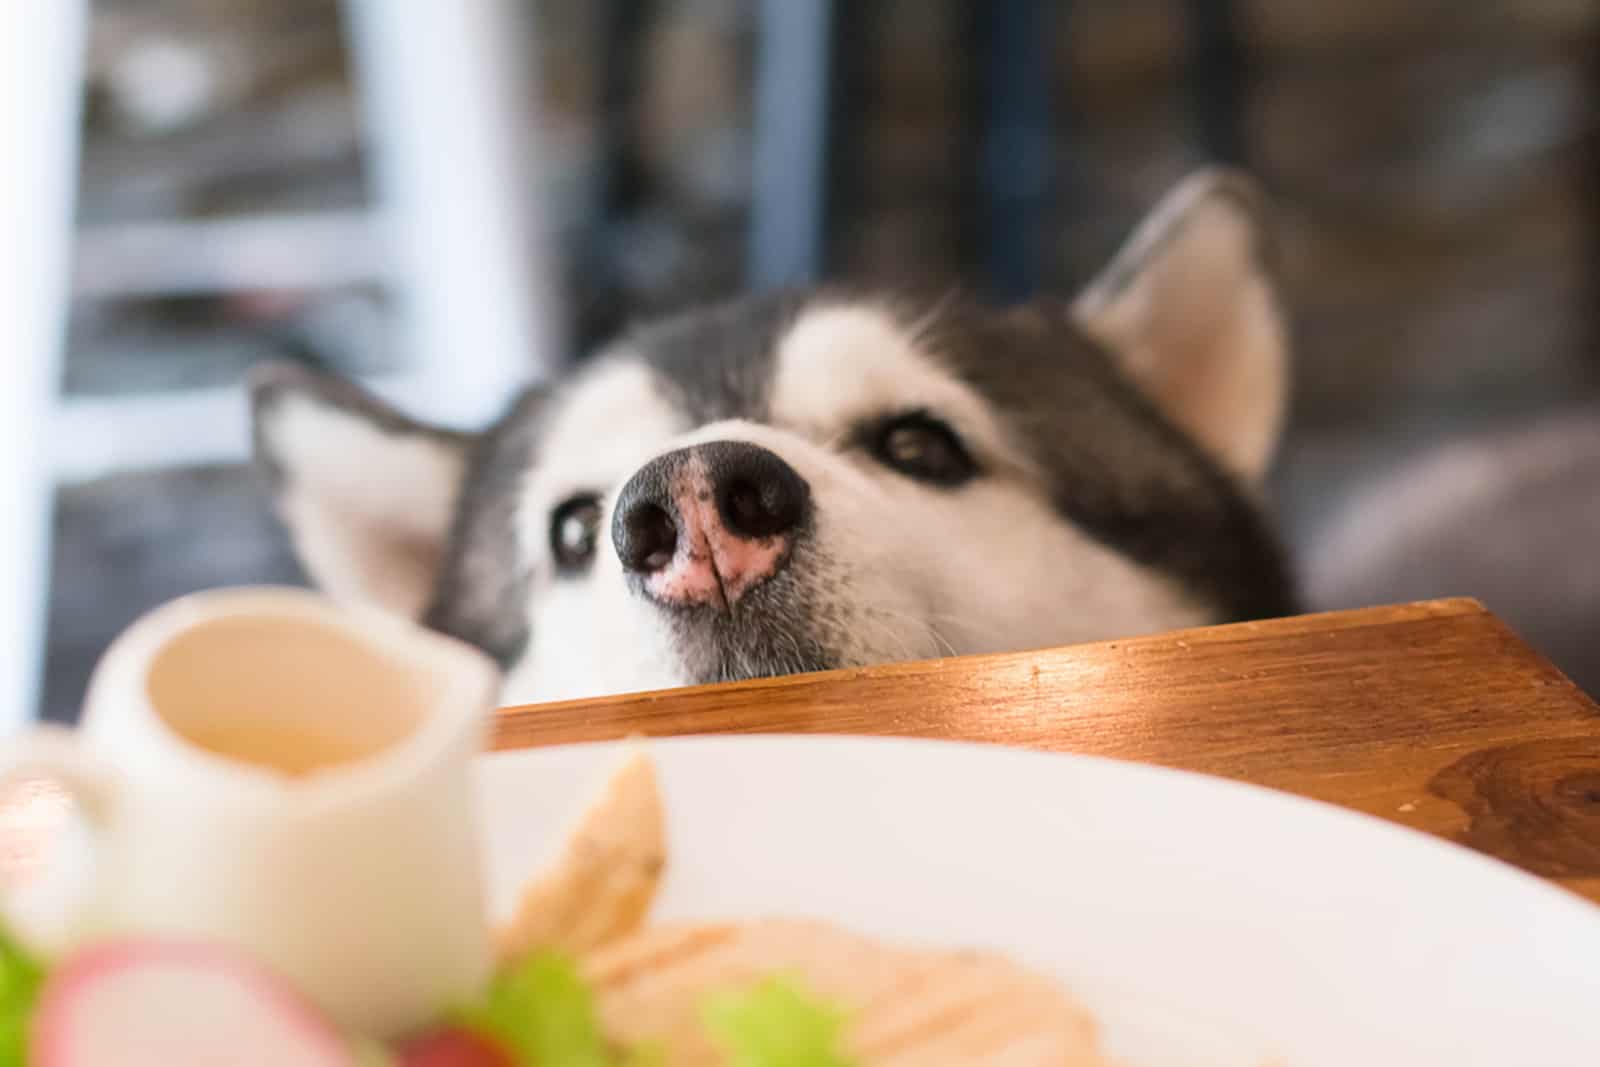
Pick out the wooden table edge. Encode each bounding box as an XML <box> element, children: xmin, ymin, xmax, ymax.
<box><xmin>493</xmin><ymin>597</ymin><xmax>1499</xmax><ymax>732</ymax></box>
<box><xmin>491</xmin><ymin>598</ymin><xmax>1600</xmax><ymax>909</ymax></box>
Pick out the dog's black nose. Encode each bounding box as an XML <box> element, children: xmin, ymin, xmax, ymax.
<box><xmin>704</xmin><ymin>441</ymin><xmax>809</xmax><ymax>541</ymax></box>
<box><xmin>612</xmin><ymin>442</ymin><xmax>809</xmax><ymax>605</ymax></box>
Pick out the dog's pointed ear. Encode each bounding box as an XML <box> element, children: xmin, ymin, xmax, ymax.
<box><xmin>1072</xmin><ymin>169</ymin><xmax>1288</xmax><ymax>483</ymax></box>
<box><xmin>250</xmin><ymin>363</ymin><xmax>472</xmax><ymax>618</ymax></box>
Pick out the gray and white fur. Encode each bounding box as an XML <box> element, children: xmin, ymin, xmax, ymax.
<box><xmin>252</xmin><ymin>170</ymin><xmax>1296</xmax><ymax>704</ymax></box>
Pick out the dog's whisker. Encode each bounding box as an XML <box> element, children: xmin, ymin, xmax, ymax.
<box><xmin>924</xmin><ymin>623</ymin><xmax>960</xmax><ymax>660</ymax></box>
<box><xmin>901</xmin><ymin>285</ymin><xmax>960</xmax><ymax>351</ymax></box>
<box><xmin>858</xmin><ymin>604</ymin><xmax>960</xmax><ymax>662</ymax></box>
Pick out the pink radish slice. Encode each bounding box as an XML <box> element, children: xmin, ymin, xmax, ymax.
<box><xmin>32</xmin><ymin>939</ymin><xmax>353</xmax><ymax>1067</ymax></box>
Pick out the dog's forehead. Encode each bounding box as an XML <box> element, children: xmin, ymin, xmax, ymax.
<box><xmin>622</xmin><ymin>292</ymin><xmax>994</xmax><ymax>418</ymax></box>
<box><xmin>537</xmin><ymin>358</ymin><xmax>687</xmax><ymax>496</ymax></box>
<box><xmin>624</xmin><ymin>293</ymin><xmax>1001</xmax><ymax>436</ymax></box>
<box><xmin>766</xmin><ymin>299</ymin><xmax>1004</xmax><ymax>435</ymax></box>
<box><xmin>528</xmin><ymin>294</ymin><xmax>1063</xmax><ymax>498</ymax></box>
<box><xmin>525</xmin><ymin>296</ymin><xmax>801</xmax><ymax>501</ymax></box>
<box><xmin>631</xmin><ymin>291</ymin><xmax>803</xmax><ymax>423</ymax></box>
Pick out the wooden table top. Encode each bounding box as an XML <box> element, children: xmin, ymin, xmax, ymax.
<box><xmin>494</xmin><ymin>598</ymin><xmax>1600</xmax><ymax>906</ymax></box>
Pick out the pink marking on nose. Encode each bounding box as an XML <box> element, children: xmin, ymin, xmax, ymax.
<box><xmin>645</xmin><ymin>464</ymin><xmax>789</xmax><ymax>609</ymax></box>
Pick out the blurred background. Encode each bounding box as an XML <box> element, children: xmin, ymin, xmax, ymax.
<box><xmin>12</xmin><ymin>0</ymin><xmax>1600</xmax><ymax>724</ymax></box>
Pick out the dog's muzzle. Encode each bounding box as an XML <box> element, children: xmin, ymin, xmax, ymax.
<box><xmin>612</xmin><ymin>441</ymin><xmax>809</xmax><ymax>612</ymax></box>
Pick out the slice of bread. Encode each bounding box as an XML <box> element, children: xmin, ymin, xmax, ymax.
<box><xmin>496</xmin><ymin>751</ymin><xmax>666</xmax><ymax>962</ymax></box>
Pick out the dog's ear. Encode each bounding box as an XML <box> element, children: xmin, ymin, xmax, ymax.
<box><xmin>1072</xmin><ymin>169</ymin><xmax>1288</xmax><ymax>483</ymax></box>
<box><xmin>250</xmin><ymin>363</ymin><xmax>473</xmax><ymax>618</ymax></box>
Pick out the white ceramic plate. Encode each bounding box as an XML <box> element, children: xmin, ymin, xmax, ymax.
<box><xmin>476</xmin><ymin>736</ymin><xmax>1600</xmax><ymax>1067</ymax></box>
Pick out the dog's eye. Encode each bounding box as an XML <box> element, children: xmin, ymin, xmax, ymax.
<box><xmin>872</xmin><ymin>413</ymin><xmax>978</xmax><ymax>486</ymax></box>
<box><xmin>550</xmin><ymin>494</ymin><xmax>603</xmax><ymax>572</ymax></box>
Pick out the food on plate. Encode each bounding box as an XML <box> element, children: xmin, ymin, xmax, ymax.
<box><xmin>0</xmin><ymin>747</ymin><xmax>1116</xmax><ymax>1066</ymax></box>
<box><xmin>701</xmin><ymin>976</ymin><xmax>855</xmax><ymax>1067</ymax></box>
<box><xmin>450</xmin><ymin>950</ymin><xmax>653</xmax><ymax>1067</ymax></box>
<box><xmin>584</xmin><ymin>921</ymin><xmax>1101</xmax><ymax>1066</ymax></box>
<box><xmin>497</xmin><ymin>751</ymin><xmax>666</xmax><ymax>963</ymax></box>
<box><xmin>500</xmin><ymin>752</ymin><xmax>1112</xmax><ymax>1067</ymax></box>
<box><xmin>395</xmin><ymin>1026</ymin><xmax>518</xmax><ymax>1067</ymax></box>
<box><xmin>449</xmin><ymin>946</ymin><xmax>875</xmax><ymax>1067</ymax></box>
<box><xmin>28</xmin><ymin>939</ymin><xmax>352</xmax><ymax>1067</ymax></box>
<box><xmin>0</xmin><ymin>929</ymin><xmax>43</xmax><ymax>1067</ymax></box>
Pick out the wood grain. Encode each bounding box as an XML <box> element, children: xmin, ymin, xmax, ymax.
<box><xmin>494</xmin><ymin>599</ymin><xmax>1600</xmax><ymax>906</ymax></box>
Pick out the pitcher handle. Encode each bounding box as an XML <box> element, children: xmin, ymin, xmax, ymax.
<box><xmin>0</xmin><ymin>726</ymin><xmax>120</xmax><ymax>956</ymax></box>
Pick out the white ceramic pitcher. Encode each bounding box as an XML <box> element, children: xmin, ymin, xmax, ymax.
<box><xmin>0</xmin><ymin>587</ymin><xmax>501</xmax><ymax>1037</ymax></box>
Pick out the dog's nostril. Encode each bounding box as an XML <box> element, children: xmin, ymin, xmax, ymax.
<box><xmin>722</xmin><ymin>476</ymin><xmax>796</xmax><ymax>540</ymax></box>
<box><xmin>620</xmin><ymin>503</ymin><xmax>677</xmax><ymax>573</ymax></box>
<box><xmin>715</xmin><ymin>449</ymin><xmax>807</xmax><ymax>540</ymax></box>
<box><xmin>724</xmin><ymin>479</ymin><xmax>769</xmax><ymax>537</ymax></box>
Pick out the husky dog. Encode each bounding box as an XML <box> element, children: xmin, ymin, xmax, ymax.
<box><xmin>252</xmin><ymin>170</ymin><xmax>1295</xmax><ymax>703</ymax></box>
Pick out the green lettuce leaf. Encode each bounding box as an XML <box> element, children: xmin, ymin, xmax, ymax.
<box><xmin>0</xmin><ymin>928</ymin><xmax>44</xmax><ymax>1067</ymax></box>
<box><xmin>452</xmin><ymin>951</ymin><xmax>657</xmax><ymax>1067</ymax></box>
<box><xmin>701</xmin><ymin>976</ymin><xmax>858</xmax><ymax>1067</ymax></box>
<box><xmin>455</xmin><ymin>951</ymin><xmax>853</xmax><ymax>1067</ymax></box>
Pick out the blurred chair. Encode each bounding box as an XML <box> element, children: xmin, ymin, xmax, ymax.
<box><xmin>5</xmin><ymin>0</ymin><xmax>565</xmax><ymax>731</ymax></box>
<box><xmin>748</xmin><ymin>0</ymin><xmax>835</xmax><ymax>289</ymax></box>
<box><xmin>3</xmin><ymin>1</ymin><xmax>90</xmax><ymax>734</ymax></box>
<box><xmin>1305</xmin><ymin>414</ymin><xmax>1600</xmax><ymax>695</ymax></box>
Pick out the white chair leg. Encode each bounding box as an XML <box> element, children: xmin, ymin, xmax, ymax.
<box><xmin>748</xmin><ymin>0</ymin><xmax>834</xmax><ymax>289</ymax></box>
<box><xmin>342</xmin><ymin>0</ymin><xmax>567</xmax><ymax>426</ymax></box>
<box><xmin>0</xmin><ymin>0</ymin><xmax>89</xmax><ymax>730</ymax></box>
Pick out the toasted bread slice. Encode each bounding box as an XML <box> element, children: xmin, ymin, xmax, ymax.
<box><xmin>496</xmin><ymin>750</ymin><xmax>667</xmax><ymax>962</ymax></box>
<box><xmin>583</xmin><ymin>919</ymin><xmax>1108</xmax><ymax>1066</ymax></box>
